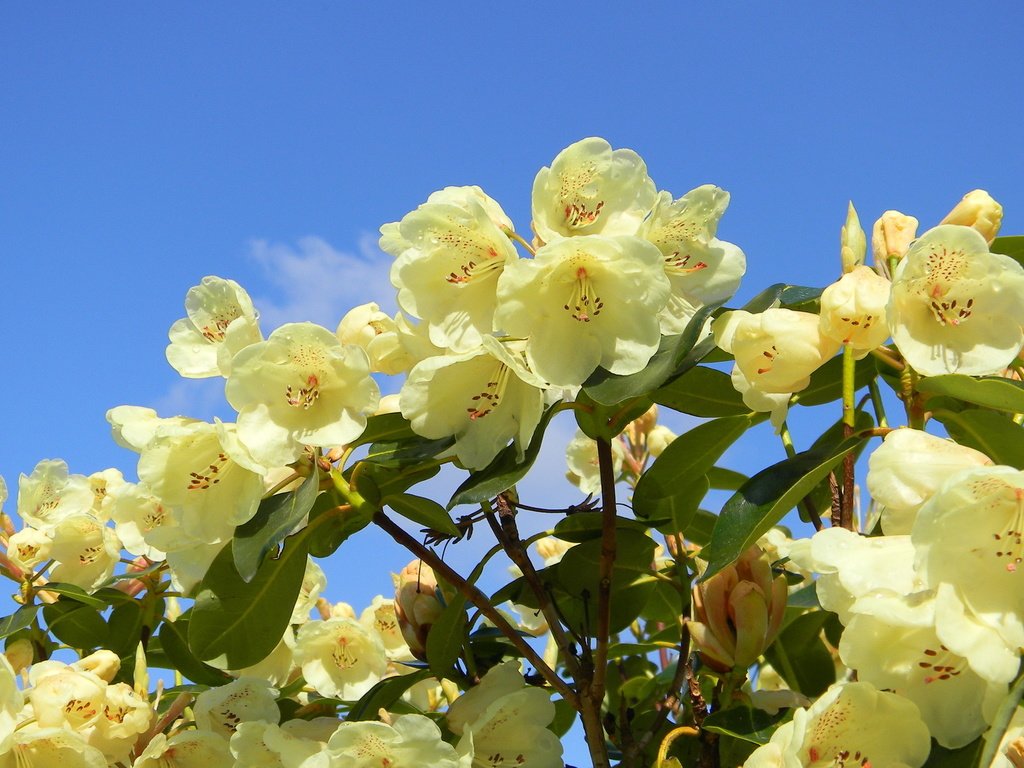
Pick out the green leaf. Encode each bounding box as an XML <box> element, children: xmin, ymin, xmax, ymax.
<box><xmin>189</xmin><ymin>518</ymin><xmax>322</xmax><ymax>668</ymax></box>
<box><xmin>702</xmin><ymin>706</ymin><xmax>785</xmax><ymax>745</ymax></box>
<box><xmin>793</xmin><ymin>354</ymin><xmax>878</xmax><ymax>407</ymax></box>
<box><xmin>557</xmin><ymin>529</ymin><xmax>658</xmax><ymax>633</ymax></box>
<box><xmin>924</xmin><ymin>738</ymin><xmax>983</xmax><ymax>768</ymax></box>
<box><xmin>105</xmin><ymin>602</ymin><xmax>144</xmax><ymax>656</ymax></box>
<box><xmin>448</xmin><ymin>404</ymin><xmax>559</xmax><ymax>509</ymax></box>
<box><xmin>42</xmin><ymin>601</ymin><xmax>107</xmax><ymax>649</ymax></box>
<box><xmin>582</xmin><ymin>301</ymin><xmax>722</xmax><ymax>405</ymax></box>
<box><xmin>707</xmin><ymin>467</ymin><xmax>748</xmax><ymax>491</ymax></box>
<box><xmin>347</xmin><ymin>669</ymin><xmax>435</xmax><ymax>720</ymax></box>
<box><xmin>384</xmin><ymin>493</ymin><xmax>460</xmax><ymax>538</ymax></box>
<box><xmin>918</xmin><ymin>374</ymin><xmax>1024</xmax><ymax>414</ymax></box>
<box><xmin>37</xmin><ymin>582</ymin><xmax>109</xmax><ymax>609</ymax></box>
<box><xmin>992</xmin><ymin>235</ymin><xmax>1024</xmax><ymax>266</ymax></box>
<box><xmin>425</xmin><ymin>596</ymin><xmax>468</xmax><ymax>679</ymax></box>
<box><xmin>778</xmin><ymin>285</ymin><xmax>823</xmax><ymax>312</ymax></box>
<box><xmin>365</xmin><ymin>434</ymin><xmax>455</xmax><ymax>468</ymax></box>
<box><xmin>634</xmin><ymin>415</ymin><xmax>756</xmax><ymax>526</ymax></box>
<box><xmin>233</xmin><ymin>471</ymin><xmax>320</xmax><ymax>583</ymax></box>
<box><xmin>158</xmin><ymin>617</ymin><xmax>233</xmax><ymax>686</ymax></box>
<box><xmin>306</xmin><ymin>486</ymin><xmax>375</xmax><ymax>558</ymax></box>
<box><xmin>763</xmin><ymin>610</ymin><xmax>837</xmax><ymax>697</ymax></box>
<box><xmin>932</xmin><ymin>409</ymin><xmax>1024</xmax><ymax>468</ymax></box>
<box><xmin>574</xmin><ymin>391</ymin><xmax>652</xmax><ymax>440</ymax></box>
<box><xmin>702</xmin><ymin>435</ymin><xmax>866</xmax><ymax>580</ymax></box>
<box><xmin>653</xmin><ymin>366</ymin><xmax>748</xmax><ymax>417</ymax></box>
<box><xmin>349</xmin><ymin>412</ymin><xmax>417</xmax><ymax>447</ymax></box>
<box><xmin>0</xmin><ymin>605</ymin><xmax>40</xmax><ymax>640</ymax></box>
<box><xmin>977</xmin><ymin>665</ymin><xmax>1024</xmax><ymax>768</ymax></box>
<box><xmin>553</xmin><ymin>513</ymin><xmax>654</xmax><ymax>543</ymax></box>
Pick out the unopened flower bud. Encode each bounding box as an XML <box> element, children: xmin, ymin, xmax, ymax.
<box><xmin>73</xmin><ymin>649</ymin><xmax>121</xmax><ymax>682</ymax></box>
<box><xmin>689</xmin><ymin>546</ymin><xmax>787</xmax><ymax>674</ymax></box>
<box><xmin>940</xmin><ymin>189</ymin><xmax>1003</xmax><ymax>243</ymax></box>
<box><xmin>646</xmin><ymin>425</ymin><xmax>677</xmax><ymax>458</ymax></box>
<box><xmin>840</xmin><ymin>202</ymin><xmax>867</xmax><ymax>273</ymax></box>
<box><xmin>393</xmin><ymin>560</ymin><xmax>444</xmax><ymax>660</ymax></box>
<box><xmin>627</xmin><ymin>405</ymin><xmax>659</xmax><ymax>444</ymax></box>
<box><xmin>872</xmin><ymin>211</ymin><xmax>919</xmax><ymax>265</ymax></box>
<box><xmin>4</xmin><ymin>638</ymin><xmax>33</xmax><ymax>673</ymax></box>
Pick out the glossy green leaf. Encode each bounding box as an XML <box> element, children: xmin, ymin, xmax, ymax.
<box><xmin>702</xmin><ymin>435</ymin><xmax>866</xmax><ymax>580</ymax></box>
<box><xmin>356</xmin><ymin>461</ymin><xmax>441</xmax><ymax>504</ymax></box>
<box><xmin>37</xmin><ymin>582</ymin><xmax>109</xmax><ymax>609</ymax></box>
<box><xmin>233</xmin><ymin>471</ymin><xmax>320</xmax><ymax>582</ymax></box>
<box><xmin>158</xmin><ymin>617</ymin><xmax>232</xmax><ymax>686</ymax></box>
<box><xmin>977</xmin><ymin>665</ymin><xmax>1024</xmax><ymax>768</ymax></box>
<box><xmin>365</xmin><ymin>434</ymin><xmax>455</xmax><ymax>468</ymax></box>
<box><xmin>349</xmin><ymin>412</ymin><xmax>417</xmax><ymax>447</ymax></box>
<box><xmin>634</xmin><ymin>415</ymin><xmax>756</xmax><ymax>526</ymax></box>
<box><xmin>448</xmin><ymin>404</ymin><xmax>559</xmax><ymax>509</ymax></box>
<box><xmin>707</xmin><ymin>467</ymin><xmax>748</xmax><ymax>491</ymax></box>
<box><xmin>763</xmin><ymin>610</ymin><xmax>836</xmax><ymax>697</ymax></box>
<box><xmin>105</xmin><ymin>602</ymin><xmax>144</xmax><ymax>656</ymax></box>
<box><xmin>553</xmin><ymin>513</ymin><xmax>654</xmax><ymax>543</ymax></box>
<box><xmin>992</xmin><ymin>235</ymin><xmax>1024</xmax><ymax>265</ymax></box>
<box><xmin>918</xmin><ymin>374</ymin><xmax>1024</xmax><ymax>413</ymax></box>
<box><xmin>424</xmin><ymin>595</ymin><xmax>468</xmax><ymax>679</ymax></box>
<box><xmin>0</xmin><ymin>605</ymin><xmax>39</xmax><ymax>640</ymax></box>
<box><xmin>932</xmin><ymin>409</ymin><xmax>1024</xmax><ymax>468</ymax></box>
<box><xmin>703</xmin><ymin>706</ymin><xmax>784</xmax><ymax>745</ymax></box>
<box><xmin>653</xmin><ymin>365</ymin><xmax>748</xmax><ymax>417</ymax></box>
<box><xmin>582</xmin><ymin>301</ymin><xmax>722</xmax><ymax>405</ymax></box>
<box><xmin>189</xmin><ymin>519</ymin><xmax>321</xmax><ymax>668</ymax></box>
<box><xmin>793</xmin><ymin>353</ymin><xmax>878</xmax><ymax>407</ymax></box>
<box><xmin>306</xmin><ymin>486</ymin><xmax>375</xmax><ymax>558</ymax></box>
<box><xmin>384</xmin><ymin>493</ymin><xmax>460</xmax><ymax>538</ymax></box>
<box><xmin>574</xmin><ymin>390</ymin><xmax>652</xmax><ymax>440</ymax></box>
<box><xmin>43</xmin><ymin>601</ymin><xmax>107</xmax><ymax>649</ymax></box>
<box><xmin>924</xmin><ymin>738</ymin><xmax>983</xmax><ymax>768</ymax></box>
<box><xmin>348</xmin><ymin>669</ymin><xmax>435</xmax><ymax>720</ymax></box>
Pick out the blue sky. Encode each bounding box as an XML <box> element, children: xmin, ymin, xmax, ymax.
<box><xmin>2</xmin><ymin>1</ymin><xmax>1024</xmax><ymax>756</ymax></box>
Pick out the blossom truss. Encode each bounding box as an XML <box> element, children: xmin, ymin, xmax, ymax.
<box><xmin>818</xmin><ymin>265</ymin><xmax>892</xmax><ymax>357</ymax></box>
<box><xmin>294</xmin><ymin>617</ymin><xmax>389</xmax><ymax>700</ymax></box>
<box><xmin>326</xmin><ymin>714</ymin><xmax>460</xmax><ymax>768</ymax></box>
<box><xmin>17</xmin><ymin>459</ymin><xmax>94</xmax><ymax>532</ymax></box>
<box><xmin>637</xmin><ymin>185</ymin><xmax>746</xmax><ymax>334</ymax></box>
<box><xmin>400</xmin><ymin>336</ymin><xmax>547</xmax><ymax>470</ymax></box>
<box><xmin>889</xmin><ymin>224</ymin><xmax>1024</xmax><ymax>376</ymax></box>
<box><xmin>531</xmin><ymin>136</ymin><xmax>656</xmax><ymax>242</ymax></box>
<box><xmin>226</xmin><ymin>322</ymin><xmax>380</xmax><ymax>470</ymax></box>
<box><xmin>166</xmin><ymin>275</ymin><xmax>263</xmax><ymax>378</ymax></box>
<box><xmin>494</xmin><ymin>234</ymin><xmax>671</xmax><ymax>387</ymax></box>
<box><xmin>382</xmin><ymin>185</ymin><xmax>519</xmax><ymax>352</ymax></box>
<box><xmin>742</xmin><ymin>681</ymin><xmax>931</xmax><ymax>768</ymax></box>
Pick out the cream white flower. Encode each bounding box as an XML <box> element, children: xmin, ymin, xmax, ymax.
<box><xmin>940</xmin><ymin>189</ymin><xmax>1003</xmax><ymax>243</ymax></box>
<box><xmin>7</xmin><ymin>526</ymin><xmax>51</xmax><ymax>574</ymax></box>
<box><xmin>742</xmin><ymin>681</ymin><xmax>930</xmax><ymax>768</ymax></box>
<box><xmin>230</xmin><ymin>720</ymin><xmax>329</xmax><ymax>768</ymax></box>
<box><xmin>28</xmin><ymin>662</ymin><xmax>107</xmax><ymax>731</ymax></box>
<box><xmin>494</xmin><ymin>234</ymin><xmax>671</xmax><ymax>387</ymax></box>
<box><xmin>360</xmin><ymin>596</ymin><xmax>412</xmax><ymax>662</ymax></box>
<box><xmin>89</xmin><ymin>682</ymin><xmax>152</xmax><ymax>763</ymax></box>
<box><xmin>565</xmin><ymin>429</ymin><xmax>625</xmax><ymax>495</ymax></box>
<box><xmin>872</xmin><ymin>210</ymin><xmax>919</xmax><ymax>264</ymax></box>
<box><xmin>226</xmin><ymin>322</ymin><xmax>380</xmax><ymax>469</ymax></box>
<box><xmin>729</xmin><ymin>365</ymin><xmax>791</xmax><ymax>432</ymax></box>
<box><xmin>291</xmin><ymin>559</ymin><xmax>327</xmax><ymax>625</ymax></box>
<box><xmin>384</xmin><ymin>186</ymin><xmax>519</xmax><ymax>352</ymax></box>
<box><xmin>192</xmin><ymin>677</ymin><xmax>280</xmax><ymax>740</ymax></box>
<box><xmin>637</xmin><ymin>185</ymin><xmax>746</xmax><ymax>333</ymax></box>
<box><xmin>0</xmin><ymin>655</ymin><xmax>22</xmax><ymax>754</ymax></box>
<box><xmin>326</xmin><ymin>714</ymin><xmax>460</xmax><ymax>768</ymax></box>
<box><xmin>912</xmin><ymin>465</ymin><xmax>1024</xmax><ymax>650</ymax></box>
<box><xmin>532</xmin><ymin>137</ymin><xmax>656</xmax><ymax>242</ymax></box>
<box><xmin>132</xmin><ymin>731</ymin><xmax>233</xmax><ymax>768</ymax></box>
<box><xmin>866</xmin><ymin>428</ymin><xmax>992</xmax><ymax>534</ymax></box>
<box><xmin>294</xmin><ymin>618</ymin><xmax>388</xmax><ymax>700</ymax></box>
<box><xmin>233</xmin><ymin>629</ymin><xmax>296</xmax><ymax>687</ymax></box>
<box><xmin>0</xmin><ymin>727</ymin><xmax>107</xmax><ymax>768</ymax></box>
<box><xmin>889</xmin><ymin>224</ymin><xmax>1024</xmax><ymax>375</ymax></box>
<box><xmin>166</xmin><ymin>275</ymin><xmax>262</xmax><ymax>378</ymax></box>
<box><xmin>400</xmin><ymin>337</ymin><xmax>546</xmax><ymax>470</ymax></box>
<box><xmin>714</xmin><ymin>309</ymin><xmax>839</xmax><ymax>394</ymax></box>
<box><xmin>17</xmin><ymin>459</ymin><xmax>94</xmax><ymax>531</ymax></box>
<box><xmin>818</xmin><ymin>266</ymin><xmax>892</xmax><ymax>356</ymax></box>
<box><xmin>86</xmin><ymin>468</ymin><xmax>124</xmax><ymax>522</ymax></box>
<box><xmin>47</xmin><ymin>513</ymin><xmax>121</xmax><ymax>591</ymax></box>
<box><xmin>336</xmin><ymin>302</ymin><xmax>415</xmax><ymax>375</ymax></box>
<box><xmin>839</xmin><ymin>589</ymin><xmax>1005</xmax><ymax>748</ymax></box>
<box><xmin>107</xmin><ymin>483</ymin><xmax>174</xmax><ymax>560</ymax></box>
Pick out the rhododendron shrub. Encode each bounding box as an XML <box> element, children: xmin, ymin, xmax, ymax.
<box><xmin>2</xmin><ymin>138</ymin><xmax>1024</xmax><ymax>767</ymax></box>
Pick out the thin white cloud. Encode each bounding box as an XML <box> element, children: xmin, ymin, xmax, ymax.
<box><xmin>247</xmin><ymin>235</ymin><xmax>396</xmax><ymax>332</ymax></box>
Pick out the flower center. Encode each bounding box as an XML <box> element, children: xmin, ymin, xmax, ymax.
<box><xmin>333</xmin><ymin>636</ymin><xmax>357</xmax><ymax>669</ymax></box>
<box><xmin>286</xmin><ymin>374</ymin><xmax>321</xmax><ymax>409</ymax></box>
<box><xmin>756</xmin><ymin>345</ymin><xmax>779</xmax><ymax>375</ymax></box>
<box><xmin>920</xmin><ymin>247</ymin><xmax>976</xmax><ymax>326</ymax></box>
<box><xmin>466</xmin><ymin>364</ymin><xmax>511</xmax><ymax>421</ymax></box>
<box><xmin>917</xmin><ymin>644</ymin><xmax>966</xmax><ymax>683</ymax></box>
<box><xmin>991</xmin><ymin>487</ymin><xmax>1024</xmax><ymax>572</ymax></box>
<box><xmin>836</xmin><ymin>314</ymin><xmax>876</xmax><ymax>343</ymax></box>
<box><xmin>187</xmin><ymin>452</ymin><xmax>230</xmax><ymax>491</ymax></box>
<box><xmin>558</xmin><ymin>165</ymin><xmax>604</xmax><ymax>230</ymax></box>
<box><xmin>664</xmin><ymin>250</ymin><xmax>708</xmax><ymax>276</ymax></box>
<box><xmin>563</xmin><ymin>266</ymin><xmax>605</xmax><ymax>323</ymax></box>
<box><xmin>807</xmin><ymin>746</ymin><xmax>872</xmax><ymax>768</ymax></box>
<box><xmin>445</xmin><ymin>247</ymin><xmax>505</xmax><ymax>284</ymax></box>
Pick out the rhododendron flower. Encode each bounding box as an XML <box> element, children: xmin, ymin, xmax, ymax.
<box><xmin>336</xmin><ymin>302</ymin><xmax>416</xmax><ymax>375</ymax></box>
<box><xmin>230</xmin><ymin>720</ymin><xmax>331</xmax><ymax>768</ymax></box>
<box><xmin>913</xmin><ymin>465</ymin><xmax>1024</xmax><ymax>650</ymax></box>
<box><xmin>193</xmin><ymin>677</ymin><xmax>280</xmax><ymax>740</ymax></box>
<box><xmin>17</xmin><ymin>459</ymin><xmax>94</xmax><ymax>531</ymax></box>
<box><xmin>28</xmin><ymin>662</ymin><xmax>107</xmax><ymax>731</ymax></box>
<box><xmin>637</xmin><ymin>185</ymin><xmax>746</xmax><ymax>333</ymax></box>
<box><xmin>291</xmin><ymin>558</ymin><xmax>327</xmax><ymax>624</ymax></box>
<box><xmin>889</xmin><ymin>224</ymin><xmax>1024</xmax><ymax>375</ymax></box>
<box><xmin>166</xmin><ymin>275</ymin><xmax>262</xmax><ymax>379</ymax></box>
<box><xmin>383</xmin><ymin>186</ymin><xmax>519</xmax><ymax>352</ymax></box>
<box><xmin>565</xmin><ymin>429</ymin><xmax>626</xmax><ymax>495</ymax></box>
<box><xmin>294</xmin><ymin>618</ymin><xmax>388</xmax><ymax>699</ymax></box>
<box><xmin>132</xmin><ymin>731</ymin><xmax>233</xmax><ymax>768</ymax></box>
<box><xmin>0</xmin><ymin>655</ymin><xmax>22</xmax><ymax>754</ymax></box>
<box><xmin>326</xmin><ymin>714</ymin><xmax>459</xmax><ymax>768</ymax></box>
<box><xmin>107</xmin><ymin>483</ymin><xmax>174</xmax><ymax>560</ymax></box>
<box><xmin>360</xmin><ymin>596</ymin><xmax>412</xmax><ymax>662</ymax></box>
<box><xmin>818</xmin><ymin>266</ymin><xmax>892</xmax><ymax>356</ymax></box>
<box><xmin>714</xmin><ymin>308</ymin><xmax>839</xmax><ymax>394</ymax></box>
<box><xmin>742</xmin><ymin>681</ymin><xmax>930</xmax><ymax>768</ymax></box>
<box><xmin>47</xmin><ymin>513</ymin><xmax>121</xmax><ymax>591</ymax></box>
<box><xmin>940</xmin><ymin>189</ymin><xmax>1003</xmax><ymax>243</ymax></box>
<box><xmin>495</xmin><ymin>234</ymin><xmax>670</xmax><ymax>387</ymax></box>
<box><xmin>839</xmin><ymin>589</ymin><xmax>1006</xmax><ymax>748</ymax></box>
<box><xmin>400</xmin><ymin>337</ymin><xmax>546</xmax><ymax>469</ymax></box>
<box><xmin>866</xmin><ymin>428</ymin><xmax>991</xmax><ymax>534</ymax></box>
<box><xmin>532</xmin><ymin>137</ymin><xmax>656</xmax><ymax>242</ymax></box>
<box><xmin>226</xmin><ymin>322</ymin><xmax>380</xmax><ymax>469</ymax></box>
<box><xmin>0</xmin><ymin>727</ymin><xmax>108</xmax><ymax>768</ymax></box>
<box><xmin>872</xmin><ymin>210</ymin><xmax>919</xmax><ymax>264</ymax></box>
<box><xmin>6</xmin><ymin>526</ymin><xmax>51</xmax><ymax>574</ymax></box>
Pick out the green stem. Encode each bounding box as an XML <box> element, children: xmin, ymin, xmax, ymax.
<box><xmin>867</xmin><ymin>380</ymin><xmax>888</xmax><ymax>429</ymax></box>
<box><xmin>840</xmin><ymin>346</ymin><xmax>856</xmax><ymax>529</ymax></box>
